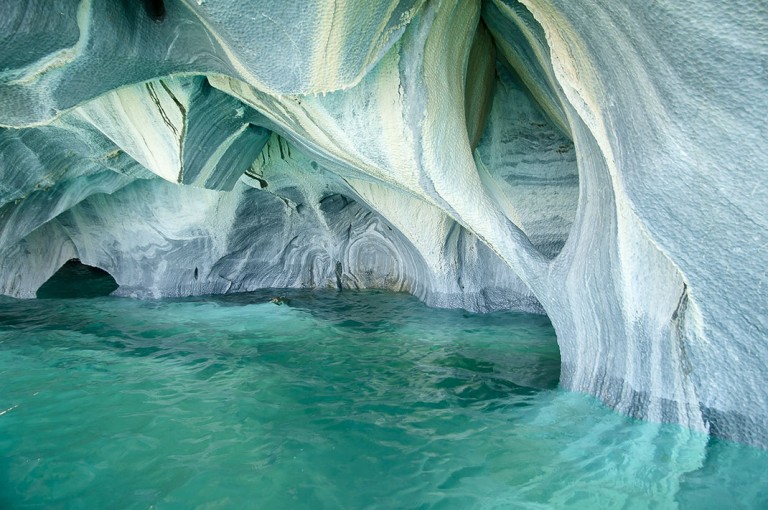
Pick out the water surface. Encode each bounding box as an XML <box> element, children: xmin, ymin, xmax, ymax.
<box><xmin>0</xmin><ymin>285</ymin><xmax>766</xmax><ymax>508</ymax></box>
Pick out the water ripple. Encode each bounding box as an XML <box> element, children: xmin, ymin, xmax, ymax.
<box><xmin>0</xmin><ymin>290</ymin><xmax>766</xmax><ymax>508</ymax></box>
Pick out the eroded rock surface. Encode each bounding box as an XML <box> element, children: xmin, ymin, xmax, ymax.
<box><xmin>0</xmin><ymin>0</ymin><xmax>765</xmax><ymax>447</ymax></box>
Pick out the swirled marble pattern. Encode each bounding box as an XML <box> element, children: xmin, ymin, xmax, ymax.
<box><xmin>0</xmin><ymin>0</ymin><xmax>765</xmax><ymax>446</ymax></box>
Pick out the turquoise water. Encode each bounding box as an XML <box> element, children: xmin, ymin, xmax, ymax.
<box><xmin>1</xmin><ymin>283</ymin><xmax>767</xmax><ymax>508</ymax></box>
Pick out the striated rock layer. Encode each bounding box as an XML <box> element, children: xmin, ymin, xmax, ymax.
<box><xmin>0</xmin><ymin>1</ymin><xmax>766</xmax><ymax>447</ymax></box>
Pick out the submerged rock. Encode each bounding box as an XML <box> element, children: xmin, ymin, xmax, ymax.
<box><xmin>0</xmin><ymin>0</ymin><xmax>765</xmax><ymax>447</ymax></box>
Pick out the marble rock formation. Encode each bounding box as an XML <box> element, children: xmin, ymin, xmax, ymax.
<box><xmin>0</xmin><ymin>0</ymin><xmax>766</xmax><ymax>447</ymax></box>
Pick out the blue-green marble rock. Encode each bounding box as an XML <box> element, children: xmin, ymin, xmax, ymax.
<box><xmin>0</xmin><ymin>0</ymin><xmax>765</xmax><ymax>448</ymax></box>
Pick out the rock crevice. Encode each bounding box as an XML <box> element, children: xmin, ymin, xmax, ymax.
<box><xmin>0</xmin><ymin>0</ymin><xmax>765</xmax><ymax>447</ymax></box>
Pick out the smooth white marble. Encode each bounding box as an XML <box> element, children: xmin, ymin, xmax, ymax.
<box><xmin>0</xmin><ymin>0</ymin><xmax>765</xmax><ymax>447</ymax></box>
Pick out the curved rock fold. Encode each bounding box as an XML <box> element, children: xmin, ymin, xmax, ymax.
<box><xmin>0</xmin><ymin>0</ymin><xmax>765</xmax><ymax>448</ymax></box>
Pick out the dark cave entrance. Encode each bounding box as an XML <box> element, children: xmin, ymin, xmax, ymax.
<box><xmin>36</xmin><ymin>259</ymin><xmax>119</xmax><ymax>299</ymax></box>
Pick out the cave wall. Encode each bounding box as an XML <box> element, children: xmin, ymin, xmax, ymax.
<box><xmin>0</xmin><ymin>0</ymin><xmax>766</xmax><ymax>446</ymax></box>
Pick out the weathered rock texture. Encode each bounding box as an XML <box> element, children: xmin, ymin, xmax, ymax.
<box><xmin>0</xmin><ymin>0</ymin><xmax>766</xmax><ymax>447</ymax></box>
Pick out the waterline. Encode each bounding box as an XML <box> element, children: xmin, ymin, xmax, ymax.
<box><xmin>0</xmin><ymin>290</ymin><xmax>765</xmax><ymax>508</ymax></box>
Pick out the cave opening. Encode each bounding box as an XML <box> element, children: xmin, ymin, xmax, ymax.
<box><xmin>36</xmin><ymin>259</ymin><xmax>119</xmax><ymax>299</ymax></box>
<box><xmin>472</xmin><ymin>3</ymin><xmax>580</xmax><ymax>261</ymax></box>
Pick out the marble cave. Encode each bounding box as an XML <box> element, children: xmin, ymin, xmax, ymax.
<box><xmin>1</xmin><ymin>0</ymin><xmax>767</xmax><ymax>469</ymax></box>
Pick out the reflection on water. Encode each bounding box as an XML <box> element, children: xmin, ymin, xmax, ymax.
<box><xmin>0</xmin><ymin>289</ymin><xmax>766</xmax><ymax>509</ymax></box>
